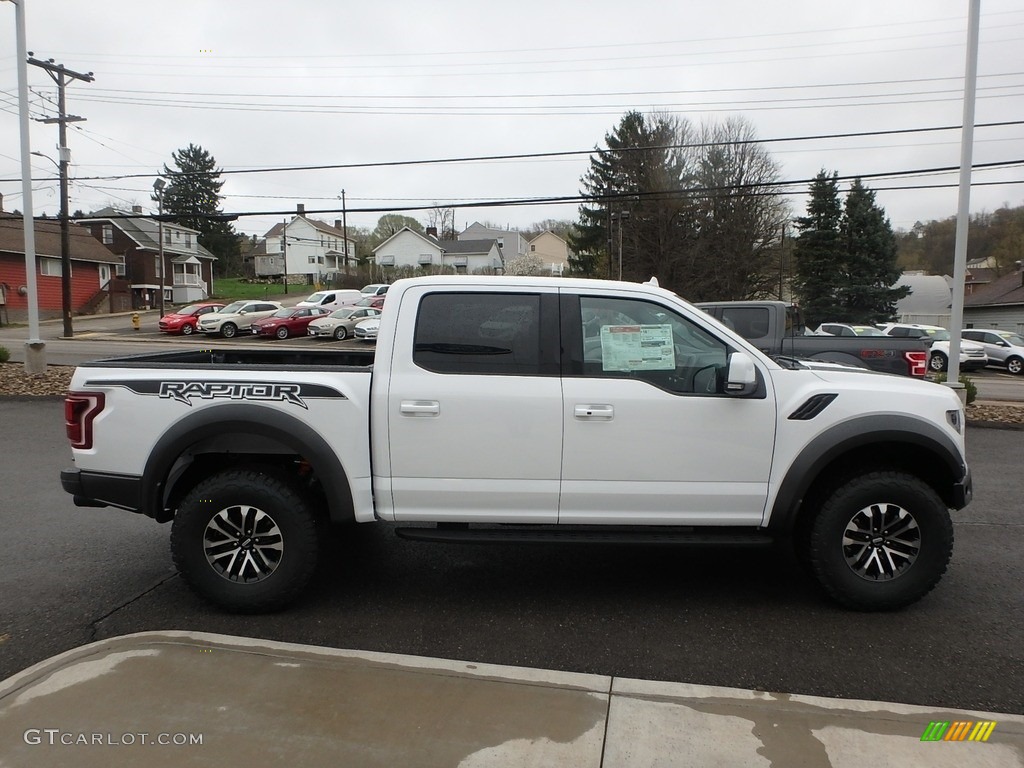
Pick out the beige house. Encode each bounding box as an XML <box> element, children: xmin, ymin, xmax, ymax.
<box><xmin>528</xmin><ymin>231</ymin><xmax>570</xmax><ymax>276</ymax></box>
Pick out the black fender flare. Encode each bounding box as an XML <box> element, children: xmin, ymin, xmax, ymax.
<box><xmin>142</xmin><ymin>403</ymin><xmax>355</xmax><ymax>523</ymax></box>
<box><xmin>767</xmin><ymin>414</ymin><xmax>966</xmax><ymax>532</ymax></box>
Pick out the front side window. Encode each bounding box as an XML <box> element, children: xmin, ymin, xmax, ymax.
<box><xmin>414</xmin><ymin>292</ymin><xmax>544</xmax><ymax>376</ymax></box>
<box><xmin>576</xmin><ymin>296</ymin><xmax>729</xmax><ymax>395</ymax></box>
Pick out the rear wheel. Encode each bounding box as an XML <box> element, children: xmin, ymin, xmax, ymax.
<box><xmin>171</xmin><ymin>468</ymin><xmax>320</xmax><ymax>612</ymax></box>
<box><xmin>333</xmin><ymin>326</ymin><xmax>348</xmax><ymax>341</ymax></box>
<box><xmin>1007</xmin><ymin>356</ymin><xmax>1023</xmax><ymax>375</ymax></box>
<box><xmin>929</xmin><ymin>352</ymin><xmax>948</xmax><ymax>372</ymax></box>
<box><xmin>806</xmin><ymin>471</ymin><xmax>953</xmax><ymax>611</ymax></box>
<box><xmin>221</xmin><ymin>322</ymin><xmax>238</xmax><ymax>339</ymax></box>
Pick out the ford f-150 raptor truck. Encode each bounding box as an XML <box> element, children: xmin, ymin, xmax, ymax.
<box><xmin>61</xmin><ymin>276</ymin><xmax>971</xmax><ymax>613</ymax></box>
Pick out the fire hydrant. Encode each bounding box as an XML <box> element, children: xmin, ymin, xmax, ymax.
<box><xmin>131</xmin><ymin>312</ymin><xmax>141</xmax><ymax>331</ymax></box>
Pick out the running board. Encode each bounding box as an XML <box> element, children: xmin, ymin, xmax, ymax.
<box><xmin>395</xmin><ymin>525</ymin><xmax>774</xmax><ymax>546</ymax></box>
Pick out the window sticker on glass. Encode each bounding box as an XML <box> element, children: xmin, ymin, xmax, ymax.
<box><xmin>600</xmin><ymin>324</ymin><xmax>675</xmax><ymax>371</ymax></box>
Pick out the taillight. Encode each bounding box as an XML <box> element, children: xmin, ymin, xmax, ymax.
<box><xmin>905</xmin><ymin>351</ymin><xmax>927</xmax><ymax>378</ymax></box>
<box><xmin>65</xmin><ymin>391</ymin><xmax>105</xmax><ymax>449</ymax></box>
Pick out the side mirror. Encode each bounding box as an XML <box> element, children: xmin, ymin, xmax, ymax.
<box><xmin>725</xmin><ymin>352</ymin><xmax>758</xmax><ymax>396</ymax></box>
<box><xmin>239</xmin><ymin>309</ymin><xmax>248</xmax><ymax>315</ymax></box>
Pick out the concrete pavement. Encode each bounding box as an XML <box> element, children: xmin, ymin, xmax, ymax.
<box><xmin>1</xmin><ymin>631</ymin><xmax>1021</xmax><ymax>767</ymax></box>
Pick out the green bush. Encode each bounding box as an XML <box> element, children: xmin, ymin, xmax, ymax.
<box><xmin>0</xmin><ymin>346</ymin><xmax>9</xmax><ymax>364</ymax></box>
<box><xmin>933</xmin><ymin>372</ymin><xmax>977</xmax><ymax>405</ymax></box>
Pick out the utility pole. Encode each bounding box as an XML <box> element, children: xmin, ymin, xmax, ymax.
<box><xmin>281</xmin><ymin>218</ymin><xmax>288</xmax><ymax>295</ymax></box>
<box><xmin>28</xmin><ymin>53</ymin><xmax>94</xmax><ymax>338</ymax></box>
<box><xmin>340</xmin><ymin>189</ymin><xmax>349</xmax><ymax>272</ymax></box>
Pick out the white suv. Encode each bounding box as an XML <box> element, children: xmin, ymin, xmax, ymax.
<box><xmin>878</xmin><ymin>323</ymin><xmax>988</xmax><ymax>373</ymax></box>
<box><xmin>197</xmin><ymin>300</ymin><xmax>283</xmax><ymax>339</ymax></box>
<box><xmin>962</xmin><ymin>329</ymin><xmax>1024</xmax><ymax>375</ymax></box>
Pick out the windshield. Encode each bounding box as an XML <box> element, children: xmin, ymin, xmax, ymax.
<box><xmin>177</xmin><ymin>305</ymin><xmax>201</xmax><ymax>316</ymax></box>
<box><xmin>271</xmin><ymin>309</ymin><xmax>295</xmax><ymax>318</ymax></box>
<box><xmin>998</xmin><ymin>332</ymin><xmax>1024</xmax><ymax>346</ymax></box>
<box><xmin>304</xmin><ymin>292</ymin><xmax>327</xmax><ymax>303</ymax></box>
<box><xmin>852</xmin><ymin>327</ymin><xmax>885</xmax><ymax>336</ymax></box>
<box><xmin>218</xmin><ymin>301</ymin><xmax>247</xmax><ymax>314</ymax></box>
<box><xmin>927</xmin><ymin>329</ymin><xmax>951</xmax><ymax>341</ymax></box>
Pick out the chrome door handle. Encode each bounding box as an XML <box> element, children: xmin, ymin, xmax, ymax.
<box><xmin>574</xmin><ymin>404</ymin><xmax>614</xmax><ymax>420</ymax></box>
<box><xmin>400</xmin><ymin>400</ymin><xmax>440</xmax><ymax>416</ymax></box>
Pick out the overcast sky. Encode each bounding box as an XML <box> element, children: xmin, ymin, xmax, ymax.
<box><xmin>1</xmin><ymin>0</ymin><xmax>1022</xmax><ymax>241</ymax></box>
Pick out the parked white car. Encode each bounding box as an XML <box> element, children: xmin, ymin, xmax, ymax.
<box><xmin>961</xmin><ymin>328</ymin><xmax>1024</xmax><ymax>374</ymax></box>
<box><xmin>360</xmin><ymin>283</ymin><xmax>389</xmax><ymax>298</ymax></box>
<box><xmin>354</xmin><ymin>316</ymin><xmax>380</xmax><ymax>343</ymax></box>
<box><xmin>877</xmin><ymin>323</ymin><xmax>988</xmax><ymax>372</ymax></box>
<box><xmin>814</xmin><ymin>323</ymin><xmax>886</xmax><ymax>337</ymax></box>
<box><xmin>307</xmin><ymin>306</ymin><xmax>381</xmax><ymax>340</ymax></box>
<box><xmin>296</xmin><ymin>289</ymin><xmax>363</xmax><ymax>312</ymax></box>
<box><xmin>197</xmin><ymin>300</ymin><xmax>284</xmax><ymax>339</ymax></box>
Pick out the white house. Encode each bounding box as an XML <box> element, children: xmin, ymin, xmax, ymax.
<box><xmin>373</xmin><ymin>227</ymin><xmax>503</xmax><ymax>273</ymax></box>
<box><xmin>255</xmin><ymin>210</ymin><xmax>355</xmax><ymax>280</ymax></box>
<box><xmin>460</xmin><ymin>222</ymin><xmax>529</xmax><ymax>261</ymax></box>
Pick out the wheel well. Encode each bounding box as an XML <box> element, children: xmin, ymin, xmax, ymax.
<box><xmin>146</xmin><ymin>410</ymin><xmax>357</xmax><ymax>526</ymax></box>
<box><xmin>790</xmin><ymin>441</ymin><xmax>954</xmax><ymax>539</ymax></box>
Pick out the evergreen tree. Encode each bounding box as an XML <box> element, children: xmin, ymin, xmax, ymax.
<box><xmin>792</xmin><ymin>170</ymin><xmax>845</xmax><ymax>326</ymax></box>
<box><xmin>157</xmin><ymin>144</ymin><xmax>241</xmax><ymax>275</ymax></box>
<box><xmin>842</xmin><ymin>179</ymin><xmax>909</xmax><ymax>323</ymax></box>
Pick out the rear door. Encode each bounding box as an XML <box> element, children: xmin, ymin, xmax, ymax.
<box><xmin>559</xmin><ymin>289</ymin><xmax>777</xmax><ymax>525</ymax></box>
<box><xmin>383</xmin><ymin>287</ymin><xmax>563</xmax><ymax>523</ymax></box>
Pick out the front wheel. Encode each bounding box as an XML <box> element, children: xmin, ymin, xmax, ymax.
<box><xmin>171</xmin><ymin>468</ymin><xmax>320</xmax><ymax>612</ymax></box>
<box><xmin>181</xmin><ymin>324</ymin><xmax>194</xmax><ymax>336</ymax></box>
<box><xmin>929</xmin><ymin>352</ymin><xmax>948</xmax><ymax>372</ymax></box>
<box><xmin>805</xmin><ymin>471</ymin><xmax>953</xmax><ymax>611</ymax></box>
<box><xmin>276</xmin><ymin>326</ymin><xmax>290</xmax><ymax>340</ymax></box>
<box><xmin>221</xmin><ymin>322</ymin><xmax>238</xmax><ymax>339</ymax></box>
<box><xmin>333</xmin><ymin>326</ymin><xmax>348</xmax><ymax>341</ymax></box>
<box><xmin>1007</xmin><ymin>356</ymin><xmax>1023</xmax><ymax>375</ymax></box>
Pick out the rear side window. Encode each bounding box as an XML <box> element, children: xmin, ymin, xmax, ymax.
<box><xmin>718</xmin><ymin>307</ymin><xmax>770</xmax><ymax>340</ymax></box>
<box><xmin>414</xmin><ymin>293</ymin><xmax>544</xmax><ymax>376</ymax></box>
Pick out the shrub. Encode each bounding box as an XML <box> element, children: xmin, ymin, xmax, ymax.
<box><xmin>933</xmin><ymin>372</ymin><xmax>977</xmax><ymax>405</ymax></box>
<box><xmin>0</xmin><ymin>346</ymin><xmax>9</xmax><ymax>364</ymax></box>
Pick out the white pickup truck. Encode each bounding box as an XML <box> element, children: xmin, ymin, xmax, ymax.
<box><xmin>61</xmin><ymin>276</ymin><xmax>972</xmax><ymax>613</ymax></box>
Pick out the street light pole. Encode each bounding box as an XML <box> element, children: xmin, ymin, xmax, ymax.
<box><xmin>618</xmin><ymin>211</ymin><xmax>629</xmax><ymax>281</ymax></box>
<box><xmin>153</xmin><ymin>178</ymin><xmax>166</xmax><ymax>318</ymax></box>
<box><xmin>6</xmin><ymin>0</ymin><xmax>45</xmax><ymax>372</ymax></box>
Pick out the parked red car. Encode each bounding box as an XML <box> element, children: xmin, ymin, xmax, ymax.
<box><xmin>354</xmin><ymin>295</ymin><xmax>386</xmax><ymax>310</ymax></box>
<box><xmin>158</xmin><ymin>302</ymin><xmax>226</xmax><ymax>335</ymax></box>
<box><xmin>249</xmin><ymin>306</ymin><xmax>328</xmax><ymax>339</ymax></box>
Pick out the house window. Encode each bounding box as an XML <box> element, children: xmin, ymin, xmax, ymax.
<box><xmin>185</xmin><ymin>235</ymin><xmax>192</xmax><ymax>248</ymax></box>
<box><xmin>40</xmin><ymin>257</ymin><xmax>64</xmax><ymax>277</ymax></box>
<box><xmin>308</xmin><ymin>256</ymin><xmax>317</xmax><ymax>264</ymax></box>
<box><xmin>115</xmin><ymin>260</ymin><xmax>126</xmax><ymax>276</ymax></box>
<box><xmin>418</xmin><ymin>254</ymin><xmax>434</xmax><ymax>265</ymax></box>
<box><xmin>102</xmin><ymin>224</ymin><xmax>113</xmax><ymax>245</ymax></box>
<box><xmin>497</xmin><ymin>238</ymin><xmax>505</xmax><ymax>249</ymax></box>
<box><xmin>531</xmin><ymin>244</ymin><xmax>536</xmax><ymax>252</ymax></box>
<box><xmin>379</xmin><ymin>256</ymin><xmax>395</xmax><ymax>267</ymax></box>
<box><xmin>164</xmin><ymin>230</ymin><xmax>172</xmax><ymax>245</ymax></box>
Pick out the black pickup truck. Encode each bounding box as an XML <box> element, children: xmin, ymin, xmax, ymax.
<box><xmin>696</xmin><ymin>301</ymin><xmax>929</xmax><ymax>377</ymax></box>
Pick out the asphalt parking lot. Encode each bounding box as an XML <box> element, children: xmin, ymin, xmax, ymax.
<box><xmin>0</xmin><ymin>398</ymin><xmax>1021</xmax><ymax>716</ymax></box>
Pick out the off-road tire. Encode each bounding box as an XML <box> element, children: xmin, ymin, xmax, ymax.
<box><xmin>171</xmin><ymin>468</ymin><xmax>320</xmax><ymax>613</ymax></box>
<box><xmin>806</xmin><ymin>471</ymin><xmax>953</xmax><ymax>611</ymax></box>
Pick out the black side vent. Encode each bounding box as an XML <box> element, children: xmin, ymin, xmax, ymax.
<box><xmin>789</xmin><ymin>393</ymin><xmax>838</xmax><ymax>420</ymax></box>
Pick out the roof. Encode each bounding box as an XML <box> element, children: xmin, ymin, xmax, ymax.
<box><xmin>964</xmin><ymin>269</ymin><xmax>1024</xmax><ymax>308</ymax></box>
<box><xmin>529</xmin><ymin>230</ymin><xmax>567</xmax><ymax>245</ymax></box>
<box><xmin>438</xmin><ymin>238</ymin><xmax>498</xmax><ymax>255</ymax></box>
<box><xmin>262</xmin><ymin>216</ymin><xmax>353</xmax><ymax>241</ymax></box>
<box><xmin>79</xmin><ymin>207</ymin><xmax>216</xmax><ymax>260</ymax></box>
<box><xmin>373</xmin><ymin>226</ymin><xmax>440</xmax><ymax>253</ymax></box>
<box><xmin>0</xmin><ymin>213</ymin><xmax>122</xmax><ymax>264</ymax></box>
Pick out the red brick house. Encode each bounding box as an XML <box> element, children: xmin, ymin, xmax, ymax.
<box><xmin>0</xmin><ymin>212</ymin><xmax>125</xmax><ymax>323</ymax></box>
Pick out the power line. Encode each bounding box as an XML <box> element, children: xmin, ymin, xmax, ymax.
<box><xmin>4</xmin><ymin>120</ymin><xmax>1020</xmax><ymax>185</ymax></box>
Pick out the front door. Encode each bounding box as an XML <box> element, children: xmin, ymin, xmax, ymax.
<box><xmin>382</xmin><ymin>287</ymin><xmax>563</xmax><ymax>523</ymax></box>
<box><xmin>559</xmin><ymin>290</ymin><xmax>777</xmax><ymax>525</ymax></box>
<box><xmin>98</xmin><ymin>264</ymin><xmax>111</xmax><ymax>288</ymax></box>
